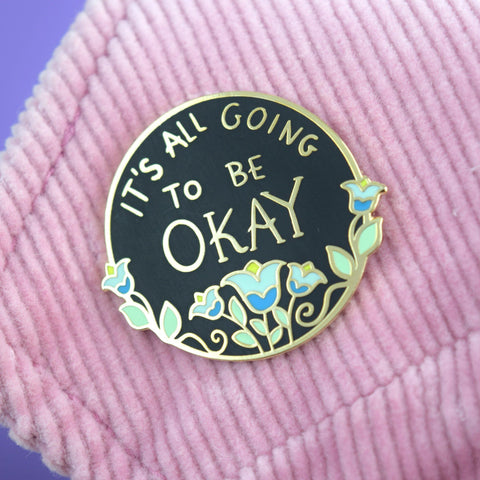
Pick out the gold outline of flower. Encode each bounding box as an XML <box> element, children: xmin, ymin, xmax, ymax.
<box><xmin>221</xmin><ymin>259</ymin><xmax>285</xmax><ymax>314</ymax></box>
<box><xmin>188</xmin><ymin>286</ymin><xmax>225</xmax><ymax>320</ymax></box>
<box><xmin>102</xmin><ymin>258</ymin><xmax>135</xmax><ymax>297</ymax></box>
<box><xmin>341</xmin><ymin>176</ymin><xmax>386</xmax><ymax>215</ymax></box>
<box><xmin>286</xmin><ymin>261</ymin><xmax>327</xmax><ymax>297</ymax></box>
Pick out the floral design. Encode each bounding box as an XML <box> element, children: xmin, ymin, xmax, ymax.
<box><xmin>286</xmin><ymin>262</ymin><xmax>327</xmax><ymax>297</ymax></box>
<box><xmin>104</xmin><ymin>175</ymin><xmax>386</xmax><ymax>360</ymax></box>
<box><xmin>341</xmin><ymin>176</ymin><xmax>386</xmax><ymax>215</ymax></box>
<box><xmin>221</xmin><ymin>260</ymin><xmax>285</xmax><ymax>314</ymax></box>
<box><xmin>102</xmin><ymin>258</ymin><xmax>134</xmax><ymax>297</ymax></box>
<box><xmin>188</xmin><ymin>286</ymin><xmax>225</xmax><ymax>320</ymax></box>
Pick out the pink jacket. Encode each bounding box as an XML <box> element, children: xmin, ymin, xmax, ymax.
<box><xmin>0</xmin><ymin>0</ymin><xmax>478</xmax><ymax>478</ymax></box>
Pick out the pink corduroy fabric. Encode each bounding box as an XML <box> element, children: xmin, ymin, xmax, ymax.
<box><xmin>0</xmin><ymin>0</ymin><xmax>479</xmax><ymax>478</ymax></box>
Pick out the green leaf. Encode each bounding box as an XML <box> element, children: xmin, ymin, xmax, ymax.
<box><xmin>229</xmin><ymin>296</ymin><xmax>247</xmax><ymax>326</ymax></box>
<box><xmin>159</xmin><ymin>301</ymin><xmax>182</xmax><ymax>339</ymax></box>
<box><xmin>119</xmin><ymin>303</ymin><xmax>150</xmax><ymax>330</ymax></box>
<box><xmin>270</xmin><ymin>326</ymin><xmax>283</xmax><ymax>345</ymax></box>
<box><xmin>326</xmin><ymin>246</ymin><xmax>354</xmax><ymax>279</ymax></box>
<box><xmin>232</xmin><ymin>330</ymin><xmax>257</xmax><ymax>348</ymax></box>
<box><xmin>356</xmin><ymin>218</ymin><xmax>383</xmax><ymax>256</ymax></box>
<box><xmin>250</xmin><ymin>319</ymin><xmax>267</xmax><ymax>335</ymax></box>
<box><xmin>273</xmin><ymin>307</ymin><xmax>289</xmax><ymax>327</ymax></box>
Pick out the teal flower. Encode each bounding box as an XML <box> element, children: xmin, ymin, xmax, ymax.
<box><xmin>286</xmin><ymin>261</ymin><xmax>327</xmax><ymax>297</ymax></box>
<box><xmin>221</xmin><ymin>260</ymin><xmax>285</xmax><ymax>314</ymax></box>
<box><xmin>341</xmin><ymin>177</ymin><xmax>386</xmax><ymax>215</ymax></box>
<box><xmin>188</xmin><ymin>286</ymin><xmax>225</xmax><ymax>320</ymax></box>
<box><xmin>102</xmin><ymin>258</ymin><xmax>134</xmax><ymax>297</ymax></box>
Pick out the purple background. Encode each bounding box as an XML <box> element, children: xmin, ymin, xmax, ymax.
<box><xmin>0</xmin><ymin>1</ymin><xmax>85</xmax><ymax>478</ymax></box>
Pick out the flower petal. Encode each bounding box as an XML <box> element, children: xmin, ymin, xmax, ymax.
<box><xmin>102</xmin><ymin>259</ymin><xmax>128</xmax><ymax>289</ymax></box>
<box><xmin>257</xmin><ymin>263</ymin><xmax>283</xmax><ymax>289</ymax></box>
<box><xmin>303</xmin><ymin>271</ymin><xmax>326</xmax><ymax>286</ymax></box>
<box><xmin>342</xmin><ymin>182</ymin><xmax>363</xmax><ymax>197</ymax></box>
<box><xmin>362</xmin><ymin>184</ymin><xmax>384</xmax><ymax>197</ymax></box>
<box><xmin>222</xmin><ymin>261</ymin><xmax>283</xmax><ymax>295</ymax></box>
<box><xmin>205</xmin><ymin>288</ymin><xmax>217</xmax><ymax>308</ymax></box>
<box><xmin>289</xmin><ymin>281</ymin><xmax>309</xmax><ymax>294</ymax></box>
<box><xmin>208</xmin><ymin>300</ymin><xmax>222</xmax><ymax>317</ymax></box>
<box><xmin>353</xmin><ymin>199</ymin><xmax>372</xmax><ymax>212</ymax></box>
<box><xmin>117</xmin><ymin>277</ymin><xmax>131</xmax><ymax>295</ymax></box>
<box><xmin>222</xmin><ymin>272</ymin><xmax>259</xmax><ymax>295</ymax></box>
<box><xmin>191</xmin><ymin>303</ymin><xmax>209</xmax><ymax>315</ymax></box>
<box><xmin>246</xmin><ymin>287</ymin><xmax>278</xmax><ymax>311</ymax></box>
<box><xmin>290</xmin><ymin>265</ymin><xmax>304</xmax><ymax>283</ymax></box>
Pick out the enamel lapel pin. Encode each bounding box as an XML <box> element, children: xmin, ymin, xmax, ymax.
<box><xmin>103</xmin><ymin>92</ymin><xmax>386</xmax><ymax>360</ymax></box>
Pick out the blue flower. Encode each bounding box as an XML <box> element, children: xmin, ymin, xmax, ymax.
<box><xmin>286</xmin><ymin>262</ymin><xmax>327</xmax><ymax>297</ymax></box>
<box><xmin>341</xmin><ymin>177</ymin><xmax>386</xmax><ymax>215</ymax></box>
<box><xmin>188</xmin><ymin>286</ymin><xmax>225</xmax><ymax>320</ymax></box>
<box><xmin>102</xmin><ymin>258</ymin><xmax>134</xmax><ymax>297</ymax></box>
<box><xmin>221</xmin><ymin>260</ymin><xmax>285</xmax><ymax>314</ymax></box>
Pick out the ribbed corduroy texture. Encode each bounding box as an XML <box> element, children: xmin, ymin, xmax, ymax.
<box><xmin>0</xmin><ymin>0</ymin><xmax>479</xmax><ymax>478</ymax></box>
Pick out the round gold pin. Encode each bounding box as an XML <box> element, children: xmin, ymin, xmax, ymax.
<box><xmin>102</xmin><ymin>92</ymin><xmax>386</xmax><ymax>360</ymax></box>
